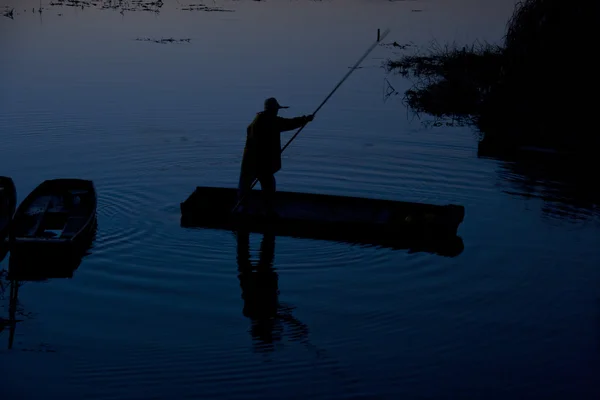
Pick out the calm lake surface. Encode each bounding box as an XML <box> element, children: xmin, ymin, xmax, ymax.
<box><xmin>1</xmin><ymin>0</ymin><xmax>599</xmax><ymax>399</ymax></box>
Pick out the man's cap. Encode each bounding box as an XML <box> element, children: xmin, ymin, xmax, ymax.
<box><xmin>264</xmin><ymin>97</ymin><xmax>289</xmax><ymax>111</ymax></box>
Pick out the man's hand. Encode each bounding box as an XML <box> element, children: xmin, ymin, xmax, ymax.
<box><xmin>304</xmin><ymin>114</ymin><xmax>315</xmax><ymax>123</ymax></box>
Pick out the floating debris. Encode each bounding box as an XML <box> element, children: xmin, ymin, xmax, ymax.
<box><xmin>2</xmin><ymin>7</ymin><xmax>14</xmax><ymax>19</ymax></box>
<box><xmin>379</xmin><ymin>41</ymin><xmax>415</xmax><ymax>50</ymax></box>
<box><xmin>41</xmin><ymin>0</ymin><xmax>238</xmax><ymax>15</ymax></box>
<box><xmin>48</xmin><ymin>0</ymin><xmax>165</xmax><ymax>13</ymax></box>
<box><xmin>60</xmin><ymin>0</ymin><xmax>94</xmax><ymax>7</ymax></box>
<box><xmin>383</xmin><ymin>77</ymin><xmax>399</xmax><ymax>102</ymax></box>
<box><xmin>179</xmin><ymin>3</ymin><xmax>235</xmax><ymax>12</ymax></box>
<box><xmin>135</xmin><ymin>37</ymin><xmax>192</xmax><ymax>44</ymax></box>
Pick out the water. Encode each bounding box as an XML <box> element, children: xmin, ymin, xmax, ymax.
<box><xmin>1</xmin><ymin>1</ymin><xmax>600</xmax><ymax>399</ymax></box>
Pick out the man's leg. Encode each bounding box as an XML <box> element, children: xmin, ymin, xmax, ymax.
<box><xmin>257</xmin><ymin>174</ymin><xmax>277</xmax><ymax>216</ymax></box>
<box><xmin>237</xmin><ymin>166</ymin><xmax>255</xmax><ymax>212</ymax></box>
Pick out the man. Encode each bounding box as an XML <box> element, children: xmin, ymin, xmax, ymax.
<box><xmin>236</xmin><ymin>97</ymin><xmax>314</xmax><ymax>216</ymax></box>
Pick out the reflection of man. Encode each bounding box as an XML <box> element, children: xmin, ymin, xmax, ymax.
<box><xmin>235</xmin><ymin>230</ymin><xmax>310</xmax><ymax>351</ymax></box>
<box><xmin>236</xmin><ymin>230</ymin><xmax>280</xmax><ymax>347</ymax></box>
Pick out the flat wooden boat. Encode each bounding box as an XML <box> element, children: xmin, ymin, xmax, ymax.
<box><xmin>180</xmin><ymin>187</ymin><xmax>465</xmax><ymax>256</ymax></box>
<box><xmin>9</xmin><ymin>179</ymin><xmax>97</xmax><ymax>253</ymax></box>
<box><xmin>0</xmin><ymin>176</ymin><xmax>17</xmax><ymax>243</ymax></box>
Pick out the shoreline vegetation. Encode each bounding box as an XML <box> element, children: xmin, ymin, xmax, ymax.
<box><xmin>385</xmin><ymin>0</ymin><xmax>595</xmax><ymax>158</ymax></box>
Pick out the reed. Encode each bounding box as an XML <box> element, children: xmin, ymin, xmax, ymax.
<box><xmin>386</xmin><ymin>41</ymin><xmax>503</xmax><ymax>123</ymax></box>
<box><xmin>387</xmin><ymin>0</ymin><xmax>595</xmax><ymax>153</ymax></box>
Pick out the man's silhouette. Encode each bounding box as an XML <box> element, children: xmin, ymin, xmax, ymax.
<box><xmin>236</xmin><ymin>98</ymin><xmax>314</xmax><ymax>217</ymax></box>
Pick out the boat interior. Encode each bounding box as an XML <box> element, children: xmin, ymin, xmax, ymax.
<box><xmin>13</xmin><ymin>187</ymin><xmax>94</xmax><ymax>239</ymax></box>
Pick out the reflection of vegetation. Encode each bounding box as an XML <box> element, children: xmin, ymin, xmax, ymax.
<box><xmin>497</xmin><ymin>155</ymin><xmax>600</xmax><ymax>220</ymax></box>
<box><xmin>0</xmin><ymin>271</ymin><xmax>31</xmax><ymax>350</ymax></box>
<box><xmin>0</xmin><ymin>275</ymin><xmax>57</xmax><ymax>352</ymax></box>
<box><xmin>386</xmin><ymin>0</ymin><xmax>594</xmax><ymax>155</ymax></box>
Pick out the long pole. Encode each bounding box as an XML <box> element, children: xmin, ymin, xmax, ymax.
<box><xmin>232</xmin><ymin>28</ymin><xmax>391</xmax><ymax>213</ymax></box>
<box><xmin>281</xmin><ymin>28</ymin><xmax>390</xmax><ymax>153</ymax></box>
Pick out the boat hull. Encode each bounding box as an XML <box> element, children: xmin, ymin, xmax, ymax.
<box><xmin>180</xmin><ymin>186</ymin><xmax>465</xmax><ymax>256</ymax></box>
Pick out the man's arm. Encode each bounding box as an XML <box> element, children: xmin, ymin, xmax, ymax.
<box><xmin>276</xmin><ymin>115</ymin><xmax>314</xmax><ymax>132</ymax></box>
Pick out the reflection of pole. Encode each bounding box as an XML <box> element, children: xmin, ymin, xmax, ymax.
<box><xmin>233</xmin><ymin>231</ymin><xmax>359</xmax><ymax>384</ymax></box>
<box><xmin>8</xmin><ymin>280</ymin><xmax>18</xmax><ymax>350</ymax></box>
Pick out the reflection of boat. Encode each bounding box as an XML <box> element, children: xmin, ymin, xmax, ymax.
<box><xmin>181</xmin><ymin>186</ymin><xmax>465</xmax><ymax>257</ymax></box>
<box><xmin>7</xmin><ymin>219</ymin><xmax>97</xmax><ymax>281</ymax></box>
<box><xmin>8</xmin><ymin>249</ymin><xmax>85</xmax><ymax>281</ymax></box>
<box><xmin>1</xmin><ymin>232</ymin><xmax>93</xmax><ymax>350</ymax></box>
<box><xmin>0</xmin><ymin>176</ymin><xmax>17</xmax><ymax>243</ymax></box>
<box><xmin>9</xmin><ymin>179</ymin><xmax>97</xmax><ymax>253</ymax></box>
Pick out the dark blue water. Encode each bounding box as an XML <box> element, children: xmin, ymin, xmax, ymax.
<box><xmin>1</xmin><ymin>1</ymin><xmax>599</xmax><ymax>399</ymax></box>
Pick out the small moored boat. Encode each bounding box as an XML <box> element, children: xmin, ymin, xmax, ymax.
<box><xmin>180</xmin><ymin>186</ymin><xmax>465</xmax><ymax>255</ymax></box>
<box><xmin>9</xmin><ymin>179</ymin><xmax>97</xmax><ymax>253</ymax></box>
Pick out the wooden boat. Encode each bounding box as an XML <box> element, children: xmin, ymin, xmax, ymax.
<box><xmin>180</xmin><ymin>187</ymin><xmax>466</xmax><ymax>256</ymax></box>
<box><xmin>0</xmin><ymin>176</ymin><xmax>17</xmax><ymax>243</ymax></box>
<box><xmin>9</xmin><ymin>179</ymin><xmax>97</xmax><ymax>253</ymax></box>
